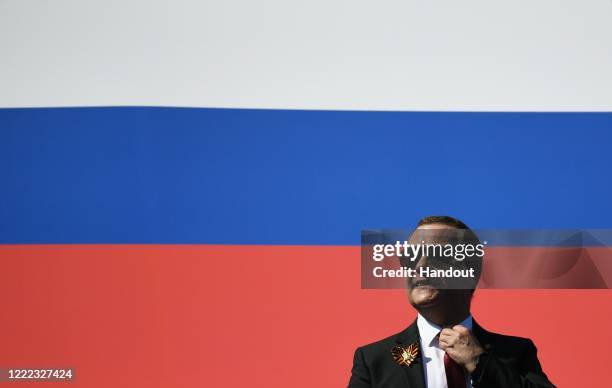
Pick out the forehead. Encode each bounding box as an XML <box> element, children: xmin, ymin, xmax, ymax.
<box><xmin>417</xmin><ymin>223</ymin><xmax>457</xmax><ymax>230</ymax></box>
<box><xmin>409</xmin><ymin>223</ymin><xmax>460</xmax><ymax>243</ymax></box>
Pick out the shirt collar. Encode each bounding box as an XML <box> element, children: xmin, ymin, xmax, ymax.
<box><xmin>416</xmin><ymin>313</ymin><xmax>473</xmax><ymax>347</ymax></box>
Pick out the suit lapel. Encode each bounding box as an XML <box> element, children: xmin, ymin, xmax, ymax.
<box><xmin>472</xmin><ymin>320</ymin><xmax>494</xmax><ymax>353</ymax></box>
<box><xmin>393</xmin><ymin>319</ymin><xmax>491</xmax><ymax>388</ymax></box>
<box><xmin>395</xmin><ymin>321</ymin><xmax>426</xmax><ymax>388</ymax></box>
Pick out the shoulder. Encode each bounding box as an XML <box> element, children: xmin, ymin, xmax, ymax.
<box><xmin>483</xmin><ymin>330</ymin><xmax>534</xmax><ymax>345</ymax></box>
<box><xmin>357</xmin><ymin>332</ymin><xmax>402</xmax><ymax>356</ymax></box>
<box><xmin>475</xmin><ymin>324</ymin><xmax>538</xmax><ymax>357</ymax></box>
<box><xmin>472</xmin><ymin>324</ymin><xmax>552</xmax><ymax>384</ymax></box>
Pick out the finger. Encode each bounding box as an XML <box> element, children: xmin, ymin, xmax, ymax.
<box><xmin>440</xmin><ymin>328</ymin><xmax>455</xmax><ymax>337</ymax></box>
<box><xmin>439</xmin><ymin>331</ymin><xmax>458</xmax><ymax>343</ymax></box>
<box><xmin>439</xmin><ymin>340</ymin><xmax>450</xmax><ymax>350</ymax></box>
<box><xmin>439</xmin><ymin>336</ymin><xmax>455</xmax><ymax>347</ymax></box>
<box><xmin>452</xmin><ymin>325</ymin><xmax>469</xmax><ymax>335</ymax></box>
<box><xmin>439</xmin><ymin>330</ymin><xmax>457</xmax><ymax>341</ymax></box>
<box><xmin>444</xmin><ymin>349</ymin><xmax>460</xmax><ymax>362</ymax></box>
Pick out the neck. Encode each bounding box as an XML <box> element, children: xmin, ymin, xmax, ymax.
<box><xmin>419</xmin><ymin>306</ymin><xmax>471</xmax><ymax>328</ymax></box>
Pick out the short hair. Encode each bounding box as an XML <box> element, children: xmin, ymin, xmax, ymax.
<box><xmin>415</xmin><ymin>215</ymin><xmax>482</xmax><ymax>290</ymax></box>
<box><xmin>417</xmin><ymin>215</ymin><xmax>470</xmax><ymax>230</ymax></box>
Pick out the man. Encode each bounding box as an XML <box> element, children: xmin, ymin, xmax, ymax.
<box><xmin>348</xmin><ymin>216</ymin><xmax>555</xmax><ymax>388</ymax></box>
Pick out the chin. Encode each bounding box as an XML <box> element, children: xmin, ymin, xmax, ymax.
<box><xmin>409</xmin><ymin>287</ymin><xmax>442</xmax><ymax>309</ymax></box>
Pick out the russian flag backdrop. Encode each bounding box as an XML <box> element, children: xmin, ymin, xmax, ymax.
<box><xmin>2</xmin><ymin>1</ymin><xmax>612</xmax><ymax>387</ymax></box>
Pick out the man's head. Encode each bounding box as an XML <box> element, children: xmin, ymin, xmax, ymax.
<box><xmin>404</xmin><ymin>215</ymin><xmax>482</xmax><ymax>326</ymax></box>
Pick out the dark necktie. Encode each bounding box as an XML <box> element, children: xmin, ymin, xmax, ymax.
<box><xmin>444</xmin><ymin>352</ymin><xmax>467</xmax><ymax>388</ymax></box>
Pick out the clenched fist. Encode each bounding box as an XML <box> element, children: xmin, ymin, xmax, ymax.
<box><xmin>439</xmin><ymin>325</ymin><xmax>485</xmax><ymax>373</ymax></box>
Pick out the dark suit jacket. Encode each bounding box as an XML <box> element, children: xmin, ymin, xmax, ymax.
<box><xmin>348</xmin><ymin>320</ymin><xmax>555</xmax><ymax>388</ymax></box>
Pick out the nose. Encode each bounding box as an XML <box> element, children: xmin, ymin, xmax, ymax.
<box><xmin>413</xmin><ymin>254</ymin><xmax>429</xmax><ymax>270</ymax></box>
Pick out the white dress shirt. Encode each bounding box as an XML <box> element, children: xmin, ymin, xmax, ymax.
<box><xmin>416</xmin><ymin>313</ymin><xmax>473</xmax><ymax>388</ymax></box>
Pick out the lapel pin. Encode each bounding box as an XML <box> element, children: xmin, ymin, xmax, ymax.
<box><xmin>391</xmin><ymin>342</ymin><xmax>419</xmax><ymax>367</ymax></box>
